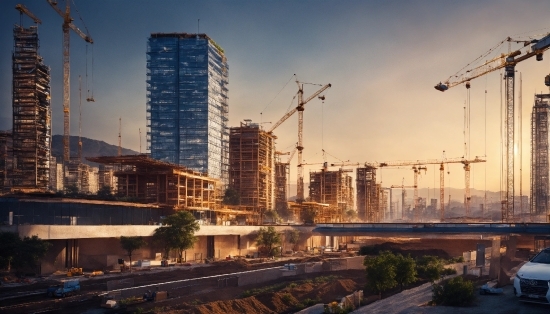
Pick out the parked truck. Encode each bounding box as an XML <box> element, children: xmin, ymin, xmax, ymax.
<box><xmin>53</xmin><ymin>279</ymin><xmax>80</xmax><ymax>297</ymax></box>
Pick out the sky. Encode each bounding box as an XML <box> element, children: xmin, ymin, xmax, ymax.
<box><xmin>1</xmin><ymin>0</ymin><xmax>550</xmax><ymax>197</ymax></box>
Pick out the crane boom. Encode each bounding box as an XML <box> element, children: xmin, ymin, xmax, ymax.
<box><xmin>46</xmin><ymin>0</ymin><xmax>93</xmax><ymax>163</ymax></box>
<box><xmin>15</xmin><ymin>4</ymin><xmax>41</xmax><ymax>24</ymax></box>
<box><xmin>268</xmin><ymin>83</ymin><xmax>331</xmax><ymax>133</ymax></box>
<box><xmin>435</xmin><ymin>32</ymin><xmax>550</xmax><ymax>222</ymax></box>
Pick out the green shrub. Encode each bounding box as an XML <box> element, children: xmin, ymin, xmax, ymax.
<box><xmin>358</xmin><ymin>245</ymin><xmax>379</xmax><ymax>256</ymax></box>
<box><xmin>281</xmin><ymin>293</ymin><xmax>293</xmax><ymax>304</ymax></box>
<box><xmin>432</xmin><ymin>276</ymin><xmax>475</xmax><ymax>306</ymax></box>
<box><xmin>442</xmin><ymin>268</ymin><xmax>457</xmax><ymax>276</ymax></box>
<box><xmin>416</xmin><ymin>255</ymin><xmax>444</xmax><ymax>282</ymax></box>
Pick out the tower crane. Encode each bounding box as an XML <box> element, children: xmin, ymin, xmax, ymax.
<box><xmin>268</xmin><ymin>80</ymin><xmax>331</xmax><ymax>202</ymax></box>
<box><xmin>390</xmin><ymin>180</ymin><xmax>416</xmax><ymax>220</ymax></box>
<box><xmin>434</xmin><ymin>32</ymin><xmax>550</xmax><ymax>221</ymax></box>
<box><xmin>15</xmin><ymin>4</ymin><xmax>41</xmax><ymax>24</ymax></box>
<box><xmin>46</xmin><ymin>0</ymin><xmax>93</xmax><ymax>163</ymax></box>
<box><xmin>366</xmin><ymin>156</ymin><xmax>486</xmax><ymax>221</ymax></box>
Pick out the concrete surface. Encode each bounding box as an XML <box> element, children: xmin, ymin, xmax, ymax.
<box><xmin>351</xmin><ymin>283</ymin><xmax>550</xmax><ymax>314</ymax></box>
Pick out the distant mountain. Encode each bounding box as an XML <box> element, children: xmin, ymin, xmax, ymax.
<box><xmin>51</xmin><ymin>135</ymin><xmax>138</xmax><ymax>164</ymax></box>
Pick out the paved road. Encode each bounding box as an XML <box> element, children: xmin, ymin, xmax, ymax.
<box><xmin>352</xmin><ymin>282</ymin><xmax>549</xmax><ymax>314</ymax></box>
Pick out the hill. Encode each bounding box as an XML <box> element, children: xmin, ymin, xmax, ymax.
<box><xmin>51</xmin><ymin>135</ymin><xmax>138</xmax><ymax>164</ymax></box>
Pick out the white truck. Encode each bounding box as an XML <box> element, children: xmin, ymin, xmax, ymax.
<box><xmin>513</xmin><ymin>248</ymin><xmax>550</xmax><ymax>303</ymax></box>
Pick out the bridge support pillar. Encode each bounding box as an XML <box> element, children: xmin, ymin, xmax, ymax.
<box><xmin>505</xmin><ymin>235</ymin><xmax>517</xmax><ymax>259</ymax></box>
<box><xmin>489</xmin><ymin>237</ymin><xmax>500</xmax><ymax>279</ymax></box>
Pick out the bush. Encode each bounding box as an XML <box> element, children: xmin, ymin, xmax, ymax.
<box><xmin>442</xmin><ymin>268</ymin><xmax>457</xmax><ymax>276</ymax></box>
<box><xmin>358</xmin><ymin>246</ymin><xmax>379</xmax><ymax>256</ymax></box>
<box><xmin>432</xmin><ymin>276</ymin><xmax>475</xmax><ymax>306</ymax></box>
<box><xmin>281</xmin><ymin>293</ymin><xmax>293</xmax><ymax>304</ymax></box>
<box><xmin>416</xmin><ymin>255</ymin><xmax>445</xmax><ymax>282</ymax></box>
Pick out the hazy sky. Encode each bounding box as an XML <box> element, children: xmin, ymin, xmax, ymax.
<box><xmin>1</xmin><ymin>0</ymin><xmax>550</xmax><ymax>197</ymax></box>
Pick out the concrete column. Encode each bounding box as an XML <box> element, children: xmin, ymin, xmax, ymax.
<box><xmin>489</xmin><ymin>237</ymin><xmax>501</xmax><ymax>279</ymax></box>
<box><xmin>506</xmin><ymin>235</ymin><xmax>517</xmax><ymax>259</ymax></box>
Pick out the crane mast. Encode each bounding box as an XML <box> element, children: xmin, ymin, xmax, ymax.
<box><xmin>435</xmin><ymin>32</ymin><xmax>550</xmax><ymax>222</ymax></box>
<box><xmin>47</xmin><ymin>0</ymin><xmax>93</xmax><ymax>163</ymax></box>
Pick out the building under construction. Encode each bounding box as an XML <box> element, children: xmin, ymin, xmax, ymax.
<box><xmin>88</xmin><ymin>155</ymin><xmax>259</xmax><ymax>225</ymax></box>
<box><xmin>228</xmin><ymin>121</ymin><xmax>275</xmax><ymax>215</ymax></box>
<box><xmin>356</xmin><ymin>166</ymin><xmax>380</xmax><ymax>222</ymax></box>
<box><xmin>308</xmin><ymin>166</ymin><xmax>354</xmax><ymax>211</ymax></box>
<box><xmin>88</xmin><ymin>155</ymin><xmax>219</xmax><ymax>209</ymax></box>
<box><xmin>531</xmin><ymin>93</ymin><xmax>550</xmax><ymax>220</ymax></box>
<box><xmin>0</xmin><ymin>131</ymin><xmax>13</xmax><ymax>191</ymax></box>
<box><xmin>275</xmin><ymin>161</ymin><xmax>289</xmax><ymax>212</ymax></box>
<box><xmin>12</xmin><ymin>25</ymin><xmax>51</xmax><ymax>190</ymax></box>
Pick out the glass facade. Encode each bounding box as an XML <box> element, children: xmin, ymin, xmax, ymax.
<box><xmin>146</xmin><ymin>33</ymin><xmax>229</xmax><ymax>185</ymax></box>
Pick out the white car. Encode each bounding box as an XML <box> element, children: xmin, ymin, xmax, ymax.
<box><xmin>513</xmin><ymin>248</ymin><xmax>550</xmax><ymax>303</ymax></box>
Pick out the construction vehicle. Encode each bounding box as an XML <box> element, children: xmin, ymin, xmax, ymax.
<box><xmin>67</xmin><ymin>267</ymin><xmax>83</xmax><ymax>277</ymax></box>
<box><xmin>435</xmin><ymin>32</ymin><xmax>550</xmax><ymax>221</ymax></box>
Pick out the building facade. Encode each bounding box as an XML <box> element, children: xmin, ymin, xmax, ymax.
<box><xmin>229</xmin><ymin>121</ymin><xmax>275</xmax><ymax>212</ymax></box>
<box><xmin>12</xmin><ymin>25</ymin><xmax>51</xmax><ymax>190</ymax></box>
<box><xmin>146</xmin><ymin>33</ymin><xmax>229</xmax><ymax>186</ymax></box>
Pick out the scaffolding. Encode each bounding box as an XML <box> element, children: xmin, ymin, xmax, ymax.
<box><xmin>274</xmin><ymin>162</ymin><xmax>289</xmax><ymax>212</ymax></box>
<box><xmin>0</xmin><ymin>131</ymin><xmax>13</xmax><ymax>191</ymax></box>
<box><xmin>146</xmin><ymin>33</ymin><xmax>229</xmax><ymax>187</ymax></box>
<box><xmin>12</xmin><ymin>25</ymin><xmax>51</xmax><ymax>190</ymax></box>
<box><xmin>356</xmin><ymin>166</ymin><xmax>379</xmax><ymax>222</ymax></box>
<box><xmin>531</xmin><ymin>94</ymin><xmax>550</xmax><ymax>221</ymax></box>
<box><xmin>308</xmin><ymin>168</ymin><xmax>354</xmax><ymax>211</ymax></box>
<box><xmin>229</xmin><ymin>121</ymin><xmax>275</xmax><ymax>216</ymax></box>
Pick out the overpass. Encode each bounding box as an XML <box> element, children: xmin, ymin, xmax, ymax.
<box><xmin>313</xmin><ymin>223</ymin><xmax>550</xmax><ymax>237</ymax></box>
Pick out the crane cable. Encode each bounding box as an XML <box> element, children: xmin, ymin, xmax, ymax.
<box><xmin>260</xmin><ymin>74</ymin><xmax>295</xmax><ymax>116</ymax></box>
<box><xmin>72</xmin><ymin>0</ymin><xmax>95</xmax><ymax>101</ymax></box>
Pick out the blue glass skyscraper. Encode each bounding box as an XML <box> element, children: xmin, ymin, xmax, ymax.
<box><xmin>146</xmin><ymin>33</ymin><xmax>229</xmax><ymax>185</ymax></box>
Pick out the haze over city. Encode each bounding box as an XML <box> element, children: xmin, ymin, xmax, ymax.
<box><xmin>1</xmin><ymin>0</ymin><xmax>550</xmax><ymax>194</ymax></box>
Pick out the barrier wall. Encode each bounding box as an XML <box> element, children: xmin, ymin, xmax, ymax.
<box><xmin>106</xmin><ymin>256</ymin><xmax>364</xmax><ymax>300</ymax></box>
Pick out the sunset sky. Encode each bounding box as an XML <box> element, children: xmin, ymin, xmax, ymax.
<box><xmin>1</xmin><ymin>0</ymin><xmax>550</xmax><ymax>197</ymax></box>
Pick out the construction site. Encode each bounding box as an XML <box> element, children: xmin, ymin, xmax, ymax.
<box><xmin>2</xmin><ymin>1</ymin><xmax>550</xmax><ymax>227</ymax></box>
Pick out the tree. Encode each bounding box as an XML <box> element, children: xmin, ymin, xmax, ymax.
<box><xmin>256</xmin><ymin>226</ymin><xmax>281</xmax><ymax>257</ymax></box>
<box><xmin>96</xmin><ymin>185</ymin><xmax>114</xmax><ymax>200</ymax></box>
<box><xmin>0</xmin><ymin>232</ymin><xmax>22</xmax><ymax>272</ymax></box>
<box><xmin>345</xmin><ymin>209</ymin><xmax>357</xmax><ymax>222</ymax></box>
<box><xmin>120</xmin><ymin>236</ymin><xmax>147</xmax><ymax>272</ymax></box>
<box><xmin>432</xmin><ymin>276</ymin><xmax>475</xmax><ymax>306</ymax></box>
<box><xmin>264</xmin><ymin>210</ymin><xmax>279</xmax><ymax>223</ymax></box>
<box><xmin>287</xmin><ymin>230</ymin><xmax>300</xmax><ymax>251</ymax></box>
<box><xmin>394</xmin><ymin>254</ymin><xmax>417</xmax><ymax>291</ymax></box>
<box><xmin>301</xmin><ymin>207</ymin><xmax>316</xmax><ymax>224</ymax></box>
<box><xmin>416</xmin><ymin>255</ymin><xmax>445</xmax><ymax>282</ymax></box>
<box><xmin>65</xmin><ymin>184</ymin><xmax>79</xmax><ymax>196</ymax></box>
<box><xmin>0</xmin><ymin>233</ymin><xmax>51</xmax><ymax>273</ymax></box>
<box><xmin>222</xmin><ymin>187</ymin><xmax>240</xmax><ymax>205</ymax></box>
<box><xmin>154</xmin><ymin>211</ymin><xmax>199</xmax><ymax>262</ymax></box>
<box><xmin>364</xmin><ymin>251</ymin><xmax>397</xmax><ymax>298</ymax></box>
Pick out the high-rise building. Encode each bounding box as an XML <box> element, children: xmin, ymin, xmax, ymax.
<box><xmin>12</xmin><ymin>25</ymin><xmax>51</xmax><ymax>190</ymax></box>
<box><xmin>146</xmin><ymin>33</ymin><xmax>229</xmax><ymax>186</ymax></box>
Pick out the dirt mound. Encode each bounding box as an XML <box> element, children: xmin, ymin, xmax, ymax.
<box><xmin>191</xmin><ymin>297</ymin><xmax>276</xmax><ymax>314</ymax></box>
<box><xmin>254</xmin><ymin>291</ymin><xmax>299</xmax><ymax>313</ymax></box>
<box><xmin>303</xmin><ymin>279</ymin><xmax>358</xmax><ymax>302</ymax></box>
